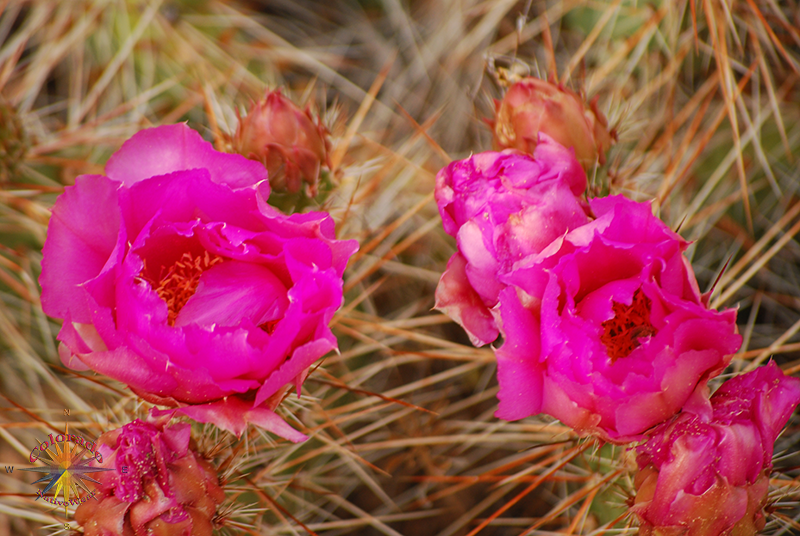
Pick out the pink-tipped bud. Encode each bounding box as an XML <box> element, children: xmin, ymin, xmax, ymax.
<box><xmin>234</xmin><ymin>89</ymin><xmax>329</xmax><ymax>196</ymax></box>
<box><xmin>633</xmin><ymin>362</ymin><xmax>800</xmax><ymax>536</ymax></box>
<box><xmin>490</xmin><ymin>77</ymin><xmax>613</xmax><ymax>167</ymax></box>
<box><xmin>75</xmin><ymin>415</ymin><xmax>225</xmax><ymax>536</ymax></box>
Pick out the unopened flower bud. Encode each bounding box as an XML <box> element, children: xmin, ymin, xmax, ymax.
<box><xmin>490</xmin><ymin>77</ymin><xmax>613</xmax><ymax>166</ymax></box>
<box><xmin>234</xmin><ymin>90</ymin><xmax>329</xmax><ymax>196</ymax></box>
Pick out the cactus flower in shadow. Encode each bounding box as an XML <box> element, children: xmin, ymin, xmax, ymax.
<box><xmin>633</xmin><ymin>362</ymin><xmax>800</xmax><ymax>536</ymax></box>
<box><xmin>75</xmin><ymin>413</ymin><xmax>225</xmax><ymax>536</ymax></box>
<box><xmin>234</xmin><ymin>89</ymin><xmax>330</xmax><ymax>196</ymax></box>
<box><xmin>434</xmin><ymin>140</ymin><xmax>590</xmax><ymax>346</ymax></box>
<box><xmin>495</xmin><ymin>196</ymin><xmax>741</xmax><ymax>443</ymax></box>
<box><xmin>489</xmin><ymin>76</ymin><xmax>613</xmax><ymax>167</ymax></box>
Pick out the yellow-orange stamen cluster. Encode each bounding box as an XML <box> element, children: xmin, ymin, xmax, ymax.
<box><xmin>143</xmin><ymin>251</ymin><xmax>224</xmax><ymax>326</ymax></box>
<box><xmin>599</xmin><ymin>289</ymin><xmax>656</xmax><ymax>361</ymax></box>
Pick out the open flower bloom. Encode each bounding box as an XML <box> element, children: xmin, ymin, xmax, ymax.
<box><xmin>234</xmin><ymin>89</ymin><xmax>330</xmax><ymax>196</ymax></box>
<box><xmin>434</xmin><ymin>139</ymin><xmax>590</xmax><ymax>346</ymax></box>
<box><xmin>490</xmin><ymin>77</ymin><xmax>613</xmax><ymax>166</ymax></box>
<box><xmin>495</xmin><ymin>196</ymin><xmax>741</xmax><ymax>443</ymax></box>
<box><xmin>41</xmin><ymin>124</ymin><xmax>358</xmax><ymax>441</ymax></box>
<box><xmin>75</xmin><ymin>413</ymin><xmax>225</xmax><ymax>536</ymax></box>
<box><xmin>633</xmin><ymin>362</ymin><xmax>800</xmax><ymax>536</ymax></box>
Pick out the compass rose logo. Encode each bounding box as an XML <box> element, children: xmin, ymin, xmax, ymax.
<box><xmin>21</xmin><ymin>424</ymin><xmax>114</xmax><ymax>520</ymax></box>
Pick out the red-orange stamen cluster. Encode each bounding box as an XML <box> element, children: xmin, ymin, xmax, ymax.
<box><xmin>260</xmin><ymin>319</ymin><xmax>279</xmax><ymax>335</ymax></box>
<box><xmin>142</xmin><ymin>251</ymin><xmax>224</xmax><ymax>326</ymax></box>
<box><xmin>599</xmin><ymin>288</ymin><xmax>656</xmax><ymax>361</ymax></box>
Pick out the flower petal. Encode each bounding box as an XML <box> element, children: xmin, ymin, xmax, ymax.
<box><xmin>435</xmin><ymin>252</ymin><xmax>498</xmax><ymax>346</ymax></box>
<box><xmin>255</xmin><ymin>337</ymin><xmax>336</xmax><ymax>407</ymax></box>
<box><xmin>175</xmin><ymin>260</ymin><xmax>289</xmax><ymax>328</ymax></box>
<box><xmin>106</xmin><ymin>124</ymin><xmax>269</xmax><ymax>191</ymax></box>
<box><xmin>40</xmin><ymin>175</ymin><xmax>123</xmax><ymax>322</ymax></box>
<box><xmin>495</xmin><ymin>287</ymin><xmax>544</xmax><ymax>420</ymax></box>
<box><xmin>77</xmin><ymin>345</ymin><xmax>180</xmax><ymax>397</ymax></box>
<box><xmin>120</xmin><ymin>168</ymin><xmax>265</xmax><ymax>241</ymax></box>
<box><xmin>174</xmin><ymin>397</ymin><xmax>307</xmax><ymax>442</ymax></box>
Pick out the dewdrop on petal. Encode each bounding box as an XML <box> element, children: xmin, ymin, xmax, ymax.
<box><xmin>75</xmin><ymin>413</ymin><xmax>225</xmax><ymax>536</ymax></box>
<box><xmin>490</xmin><ymin>77</ymin><xmax>613</xmax><ymax>167</ymax></box>
<box><xmin>234</xmin><ymin>89</ymin><xmax>330</xmax><ymax>196</ymax></box>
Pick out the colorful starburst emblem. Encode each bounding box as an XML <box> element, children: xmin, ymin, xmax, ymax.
<box><xmin>21</xmin><ymin>425</ymin><xmax>114</xmax><ymax>519</ymax></box>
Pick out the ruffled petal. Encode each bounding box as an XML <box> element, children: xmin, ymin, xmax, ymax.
<box><xmin>120</xmin><ymin>168</ymin><xmax>265</xmax><ymax>240</ymax></box>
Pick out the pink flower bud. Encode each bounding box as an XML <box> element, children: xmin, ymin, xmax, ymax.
<box><xmin>633</xmin><ymin>362</ymin><xmax>800</xmax><ymax>536</ymax></box>
<box><xmin>490</xmin><ymin>77</ymin><xmax>613</xmax><ymax>166</ymax></box>
<box><xmin>234</xmin><ymin>90</ymin><xmax>330</xmax><ymax>196</ymax></box>
<box><xmin>75</xmin><ymin>414</ymin><xmax>225</xmax><ymax>536</ymax></box>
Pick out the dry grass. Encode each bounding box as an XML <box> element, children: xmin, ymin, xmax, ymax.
<box><xmin>1</xmin><ymin>0</ymin><xmax>800</xmax><ymax>534</ymax></box>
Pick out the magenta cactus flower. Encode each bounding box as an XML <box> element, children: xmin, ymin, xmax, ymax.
<box><xmin>434</xmin><ymin>139</ymin><xmax>590</xmax><ymax>346</ymax></box>
<box><xmin>633</xmin><ymin>362</ymin><xmax>800</xmax><ymax>536</ymax></box>
<box><xmin>75</xmin><ymin>414</ymin><xmax>225</xmax><ymax>536</ymax></box>
<box><xmin>494</xmin><ymin>196</ymin><xmax>741</xmax><ymax>443</ymax></box>
<box><xmin>40</xmin><ymin>124</ymin><xmax>358</xmax><ymax>440</ymax></box>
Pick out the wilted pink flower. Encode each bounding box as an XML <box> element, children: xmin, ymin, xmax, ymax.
<box><xmin>490</xmin><ymin>77</ymin><xmax>613</xmax><ymax>166</ymax></box>
<box><xmin>75</xmin><ymin>414</ymin><xmax>225</xmax><ymax>536</ymax></box>
<box><xmin>633</xmin><ymin>362</ymin><xmax>800</xmax><ymax>536</ymax></box>
<box><xmin>495</xmin><ymin>196</ymin><xmax>741</xmax><ymax>443</ymax></box>
<box><xmin>434</xmin><ymin>138</ymin><xmax>590</xmax><ymax>346</ymax></box>
<box><xmin>234</xmin><ymin>89</ymin><xmax>330</xmax><ymax>196</ymax></box>
<box><xmin>40</xmin><ymin>124</ymin><xmax>358</xmax><ymax>441</ymax></box>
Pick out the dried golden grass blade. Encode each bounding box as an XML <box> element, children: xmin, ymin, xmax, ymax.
<box><xmin>330</xmin><ymin>56</ymin><xmax>396</xmax><ymax>171</ymax></box>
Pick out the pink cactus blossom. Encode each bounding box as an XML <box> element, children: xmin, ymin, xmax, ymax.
<box><xmin>633</xmin><ymin>362</ymin><xmax>800</xmax><ymax>536</ymax></box>
<box><xmin>495</xmin><ymin>196</ymin><xmax>741</xmax><ymax>443</ymax></box>
<box><xmin>40</xmin><ymin>124</ymin><xmax>358</xmax><ymax>441</ymax></box>
<box><xmin>434</xmin><ymin>140</ymin><xmax>590</xmax><ymax>346</ymax></box>
<box><xmin>75</xmin><ymin>413</ymin><xmax>225</xmax><ymax>536</ymax></box>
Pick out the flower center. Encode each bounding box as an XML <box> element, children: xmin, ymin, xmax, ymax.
<box><xmin>114</xmin><ymin>422</ymin><xmax>168</xmax><ymax>502</ymax></box>
<box><xmin>599</xmin><ymin>288</ymin><xmax>656</xmax><ymax>361</ymax></box>
<box><xmin>142</xmin><ymin>251</ymin><xmax>224</xmax><ymax>326</ymax></box>
<box><xmin>260</xmin><ymin>319</ymin><xmax>279</xmax><ymax>334</ymax></box>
